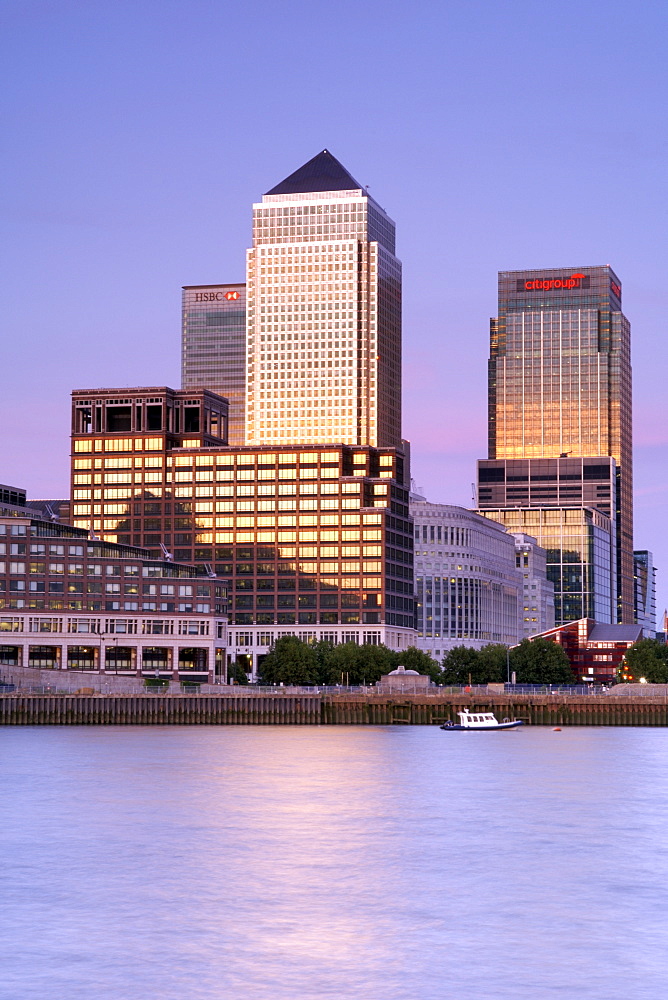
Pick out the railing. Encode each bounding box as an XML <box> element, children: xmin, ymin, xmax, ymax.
<box><xmin>0</xmin><ymin>676</ymin><xmax>207</xmax><ymax>697</ymax></box>
<box><xmin>503</xmin><ymin>684</ymin><xmax>609</xmax><ymax>696</ymax></box>
<box><xmin>234</xmin><ymin>683</ymin><xmax>616</xmax><ymax>696</ymax></box>
<box><xmin>0</xmin><ymin>677</ymin><xmax>643</xmax><ymax>699</ymax></box>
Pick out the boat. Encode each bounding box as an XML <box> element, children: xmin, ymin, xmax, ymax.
<box><xmin>440</xmin><ymin>709</ymin><xmax>523</xmax><ymax>731</ymax></box>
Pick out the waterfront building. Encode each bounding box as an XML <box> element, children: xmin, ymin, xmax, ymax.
<box><xmin>529</xmin><ymin>618</ymin><xmax>642</xmax><ymax>685</ymax></box>
<box><xmin>411</xmin><ymin>499</ymin><xmax>527</xmax><ymax>655</ymax></box>
<box><xmin>478</xmin><ymin>456</ymin><xmax>617</xmax><ymax>623</ymax></box>
<box><xmin>477</xmin><ymin>506</ymin><xmax>613</xmax><ymax>624</ymax></box>
<box><xmin>182</xmin><ymin>283</ymin><xmax>247</xmax><ymax>446</ymax></box>
<box><xmin>479</xmin><ymin>266</ymin><xmax>633</xmax><ymax>623</ymax></box>
<box><xmin>70</xmin><ymin>387</ymin><xmax>415</xmax><ymax>675</ymax></box>
<box><xmin>245</xmin><ymin>149</ymin><xmax>402</xmax><ymax>449</ymax></box>
<box><xmin>633</xmin><ymin>550</ymin><xmax>657</xmax><ymax>637</ymax></box>
<box><xmin>0</xmin><ymin>507</ymin><xmax>227</xmax><ymax>683</ymax></box>
<box><xmin>511</xmin><ymin>532</ymin><xmax>555</xmax><ymax>639</ymax></box>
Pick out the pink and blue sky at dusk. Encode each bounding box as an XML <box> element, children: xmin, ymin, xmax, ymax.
<box><xmin>2</xmin><ymin>0</ymin><xmax>667</xmax><ymax>613</ymax></box>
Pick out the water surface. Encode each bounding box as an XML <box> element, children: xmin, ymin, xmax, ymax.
<box><xmin>2</xmin><ymin>725</ymin><xmax>668</xmax><ymax>999</ymax></box>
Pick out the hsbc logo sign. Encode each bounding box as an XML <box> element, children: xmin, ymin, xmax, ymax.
<box><xmin>517</xmin><ymin>273</ymin><xmax>591</xmax><ymax>292</ymax></box>
<box><xmin>194</xmin><ymin>290</ymin><xmax>241</xmax><ymax>302</ymax></box>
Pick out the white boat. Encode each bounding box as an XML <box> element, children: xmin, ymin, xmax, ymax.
<box><xmin>440</xmin><ymin>709</ymin><xmax>523</xmax><ymax>731</ymax></box>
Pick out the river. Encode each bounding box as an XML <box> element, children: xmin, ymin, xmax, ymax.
<box><xmin>2</xmin><ymin>725</ymin><xmax>667</xmax><ymax>999</ymax></box>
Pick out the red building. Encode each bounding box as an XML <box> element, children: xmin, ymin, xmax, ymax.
<box><xmin>530</xmin><ymin>618</ymin><xmax>642</xmax><ymax>683</ymax></box>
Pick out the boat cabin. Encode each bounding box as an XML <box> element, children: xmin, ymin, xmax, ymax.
<box><xmin>457</xmin><ymin>710</ymin><xmax>500</xmax><ymax>728</ymax></box>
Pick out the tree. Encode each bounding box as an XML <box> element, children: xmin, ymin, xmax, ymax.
<box><xmin>227</xmin><ymin>659</ymin><xmax>249</xmax><ymax>685</ymax></box>
<box><xmin>621</xmin><ymin>639</ymin><xmax>668</xmax><ymax>683</ymax></box>
<box><xmin>321</xmin><ymin>642</ymin><xmax>394</xmax><ymax>686</ymax></box>
<box><xmin>509</xmin><ymin>637</ymin><xmax>574</xmax><ymax>685</ymax></box>
<box><xmin>258</xmin><ymin>636</ymin><xmax>317</xmax><ymax>685</ymax></box>
<box><xmin>312</xmin><ymin>639</ymin><xmax>336</xmax><ymax>686</ymax></box>
<box><xmin>391</xmin><ymin>646</ymin><xmax>442</xmax><ymax>684</ymax></box>
<box><xmin>476</xmin><ymin>644</ymin><xmax>508</xmax><ymax>684</ymax></box>
<box><xmin>440</xmin><ymin>644</ymin><xmax>510</xmax><ymax>685</ymax></box>
<box><xmin>441</xmin><ymin>645</ymin><xmax>484</xmax><ymax>685</ymax></box>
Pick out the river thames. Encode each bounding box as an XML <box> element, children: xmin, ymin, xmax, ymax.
<box><xmin>2</xmin><ymin>725</ymin><xmax>668</xmax><ymax>999</ymax></box>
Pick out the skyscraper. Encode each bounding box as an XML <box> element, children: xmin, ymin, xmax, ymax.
<box><xmin>245</xmin><ymin>150</ymin><xmax>402</xmax><ymax>449</ymax></box>
<box><xmin>181</xmin><ymin>283</ymin><xmax>247</xmax><ymax>446</ymax></box>
<box><xmin>478</xmin><ymin>266</ymin><xmax>633</xmax><ymax>624</ymax></box>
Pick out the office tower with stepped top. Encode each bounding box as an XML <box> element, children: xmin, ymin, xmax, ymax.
<box><xmin>245</xmin><ymin>150</ymin><xmax>402</xmax><ymax>450</ymax></box>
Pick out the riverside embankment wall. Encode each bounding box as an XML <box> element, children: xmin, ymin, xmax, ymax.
<box><xmin>3</xmin><ymin>692</ymin><xmax>668</xmax><ymax>726</ymax></box>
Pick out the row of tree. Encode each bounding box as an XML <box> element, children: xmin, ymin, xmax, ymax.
<box><xmin>255</xmin><ymin>639</ymin><xmax>441</xmax><ymax>687</ymax></box>
<box><xmin>621</xmin><ymin>639</ymin><xmax>668</xmax><ymax>683</ymax></box>
<box><xmin>229</xmin><ymin>635</ymin><xmax>576</xmax><ymax>686</ymax></box>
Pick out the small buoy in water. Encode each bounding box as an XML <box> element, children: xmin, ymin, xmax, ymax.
<box><xmin>553</xmin><ymin>727</ymin><xmax>562</xmax><ymax>732</ymax></box>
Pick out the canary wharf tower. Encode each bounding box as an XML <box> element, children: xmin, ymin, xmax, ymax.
<box><xmin>245</xmin><ymin>150</ymin><xmax>402</xmax><ymax>449</ymax></box>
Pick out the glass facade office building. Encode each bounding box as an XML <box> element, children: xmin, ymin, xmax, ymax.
<box><xmin>245</xmin><ymin>150</ymin><xmax>402</xmax><ymax>450</ymax></box>
<box><xmin>633</xmin><ymin>550</ymin><xmax>657</xmax><ymax>637</ymax></box>
<box><xmin>478</xmin><ymin>507</ymin><xmax>613</xmax><ymax>624</ymax></box>
<box><xmin>481</xmin><ymin>266</ymin><xmax>633</xmax><ymax>624</ymax></box>
<box><xmin>181</xmin><ymin>283</ymin><xmax>246</xmax><ymax>446</ymax></box>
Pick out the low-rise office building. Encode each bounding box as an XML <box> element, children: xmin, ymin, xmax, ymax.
<box><xmin>528</xmin><ymin>618</ymin><xmax>642</xmax><ymax>684</ymax></box>
<box><xmin>0</xmin><ymin>509</ymin><xmax>227</xmax><ymax>683</ymax></box>
<box><xmin>411</xmin><ymin>500</ymin><xmax>533</xmax><ymax>656</ymax></box>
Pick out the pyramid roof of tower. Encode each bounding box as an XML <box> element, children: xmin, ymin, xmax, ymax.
<box><xmin>265</xmin><ymin>150</ymin><xmax>363</xmax><ymax>196</ymax></box>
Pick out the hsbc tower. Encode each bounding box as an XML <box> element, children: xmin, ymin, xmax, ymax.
<box><xmin>182</xmin><ymin>283</ymin><xmax>247</xmax><ymax>446</ymax></box>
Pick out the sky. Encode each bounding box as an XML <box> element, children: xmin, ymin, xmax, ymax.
<box><xmin>1</xmin><ymin>0</ymin><xmax>667</xmax><ymax>616</ymax></box>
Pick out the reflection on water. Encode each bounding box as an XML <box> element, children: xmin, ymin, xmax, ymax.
<box><xmin>2</xmin><ymin>726</ymin><xmax>668</xmax><ymax>1000</ymax></box>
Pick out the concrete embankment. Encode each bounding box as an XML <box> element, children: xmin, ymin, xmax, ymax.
<box><xmin>2</xmin><ymin>691</ymin><xmax>668</xmax><ymax>725</ymax></box>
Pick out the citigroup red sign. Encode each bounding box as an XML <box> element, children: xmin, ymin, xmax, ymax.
<box><xmin>518</xmin><ymin>273</ymin><xmax>590</xmax><ymax>292</ymax></box>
